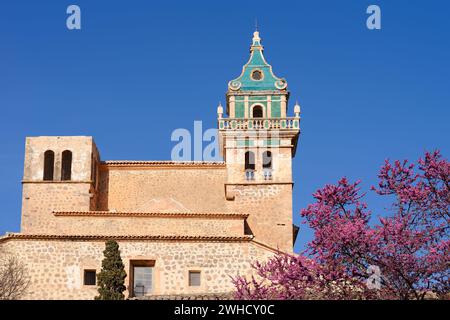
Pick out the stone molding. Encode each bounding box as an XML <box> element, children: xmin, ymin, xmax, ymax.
<box><xmin>22</xmin><ymin>180</ymin><xmax>93</xmax><ymax>184</ymax></box>
<box><xmin>53</xmin><ymin>211</ymin><xmax>248</xmax><ymax>219</ymax></box>
<box><xmin>101</xmin><ymin>161</ymin><xmax>226</xmax><ymax>169</ymax></box>
<box><xmin>0</xmin><ymin>233</ymin><xmax>254</xmax><ymax>243</ymax></box>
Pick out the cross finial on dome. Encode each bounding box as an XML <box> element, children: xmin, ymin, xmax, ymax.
<box><xmin>252</xmin><ymin>18</ymin><xmax>261</xmax><ymax>46</ymax></box>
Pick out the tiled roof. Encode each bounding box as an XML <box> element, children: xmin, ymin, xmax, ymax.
<box><xmin>53</xmin><ymin>211</ymin><xmax>248</xmax><ymax>219</ymax></box>
<box><xmin>0</xmin><ymin>233</ymin><xmax>253</xmax><ymax>243</ymax></box>
<box><xmin>134</xmin><ymin>292</ymin><xmax>234</xmax><ymax>300</ymax></box>
<box><xmin>101</xmin><ymin>161</ymin><xmax>226</xmax><ymax>167</ymax></box>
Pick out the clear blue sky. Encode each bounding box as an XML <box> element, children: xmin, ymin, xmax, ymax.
<box><xmin>0</xmin><ymin>1</ymin><xmax>448</xmax><ymax>252</ymax></box>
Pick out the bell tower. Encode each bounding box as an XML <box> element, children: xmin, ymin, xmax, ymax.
<box><xmin>20</xmin><ymin>136</ymin><xmax>100</xmax><ymax>234</ymax></box>
<box><xmin>218</xmin><ymin>30</ymin><xmax>301</xmax><ymax>252</ymax></box>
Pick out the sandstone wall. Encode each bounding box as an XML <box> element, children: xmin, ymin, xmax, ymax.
<box><xmin>21</xmin><ymin>136</ymin><xmax>96</xmax><ymax>234</ymax></box>
<box><xmin>20</xmin><ymin>163</ymin><xmax>293</xmax><ymax>250</ymax></box>
<box><xmin>50</xmin><ymin>214</ymin><xmax>245</xmax><ymax>237</ymax></box>
<box><xmin>223</xmin><ymin>144</ymin><xmax>293</xmax><ymax>184</ymax></box>
<box><xmin>21</xmin><ymin>183</ymin><xmax>92</xmax><ymax>234</ymax></box>
<box><xmin>19</xmin><ymin>137</ymin><xmax>295</xmax><ymax>252</ymax></box>
<box><xmin>229</xmin><ymin>184</ymin><xmax>293</xmax><ymax>251</ymax></box>
<box><xmin>96</xmin><ymin>165</ymin><xmax>231</xmax><ymax>213</ymax></box>
<box><xmin>23</xmin><ymin>136</ymin><xmax>95</xmax><ymax>182</ymax></box>
<box><xmin>0</xmin><ymin>238</ymin><xmax>274</xmax><ymax>300</ymax></box>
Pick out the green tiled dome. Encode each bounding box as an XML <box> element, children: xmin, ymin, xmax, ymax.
<box><xmin>228</xmin><ymin>31</ymin><xmax>287</xmax><ymax>92</ymax></box>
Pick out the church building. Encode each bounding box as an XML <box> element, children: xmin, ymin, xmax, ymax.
<box><xmin>0</xmin><ymin>30</ymin><xmax>301</xmax><ymax>299</ymax></box>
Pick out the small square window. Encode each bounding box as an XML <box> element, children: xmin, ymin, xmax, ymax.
<box><xmin>189</xmin><ymin>271</ymin><xmax>201</xmax><ymax>287</ymax></box>
<box><xmin>84</xmin><ymin>270</ymin><xmax>96</xmax><ymax>286</ymax></box>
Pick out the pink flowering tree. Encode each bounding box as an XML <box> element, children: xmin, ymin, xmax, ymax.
<box><xmin>233</xmin><ymin>151</ymin><xmax>449</xmax><ymax>299</ymax></box>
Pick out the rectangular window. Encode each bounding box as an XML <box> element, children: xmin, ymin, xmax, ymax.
<box><xmin>130</xmin><ymin>260</ymin><xmax>155</xmax><ymax>297</ymax></box>
<box><xmin>133</xmin><ymin>267</ymin><xmax>152</xmax><ymax>296</ymax></box>
<box><xmin>189</xmin><ymin>271</ymin><xmax>201</xmax><ymax>287</ymax></box>
<box><xmin>84</xmin><ymin>270</ymin><xmax>96</xmax><ymax>286</ymax></box>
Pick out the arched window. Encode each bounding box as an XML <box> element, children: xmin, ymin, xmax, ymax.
<box><xmin>43</xmin><ymin>150</ymin><xmax>55</xmax><ymax>181</ymax></box>
<box><xmin>262</xmin><ymin>151</ymin><xmax>272</xmax><ymax>169</ymax></box>
<box><xmin>245</xmin><ymin>151</ymin><xmax>255</xmax><ymax>170</ymax></box>
<box><xmin>61</xmin><ymin>150</ymin><xmax>72</xmax><ymax>181</ymax></box>
<box><xmin>252</xmin><ymin>105</ymin><xmax>263</xmax><ymax>118</ymax></box>
<box><xmin>262</xmin><ymin>151</ymin><xmax>273</xmax><ymax>180</ymax></box>
<box><xmin>244</xmin><ymin>151</ymin><xmax>255</xmax><ymax>180</ymax></box>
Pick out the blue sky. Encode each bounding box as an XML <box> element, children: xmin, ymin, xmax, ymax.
<box><xmin>0</xmin><ymin>1</ymin><xmax>448</xmax><ymax>252</ymax></box>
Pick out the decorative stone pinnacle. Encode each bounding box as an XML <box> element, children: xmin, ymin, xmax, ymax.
<box><xmin>217</xmin><ymin>102</ymin><xmax>224</xmax><ymax>118</ymax></box>
<box><xmin>294</xmin><ymin>101</ymin><xmax>301</xmax><ymax>117</ymax></box>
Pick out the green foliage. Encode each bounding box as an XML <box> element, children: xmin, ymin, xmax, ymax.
<box><xmin>95</xmin><ymin>240</ymin><xmax>127</xmax><ymax>300</ymax></box>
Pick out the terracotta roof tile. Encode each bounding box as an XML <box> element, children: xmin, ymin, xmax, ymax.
<box><xmin>101</xmin><ymin>161</ymin><xmax>226</xmax><ymax>167</ymax></box>
<box><xmin>53</xmin><ymin>211</ymin><xmax>248</xmax><ymax>219</ymax></box>
<box><xmin>134</xmin><ymin>292</ymin><xmax>234</xmax><ymax>300</ymax></box>
<box><xmin>0</xmin><ymin>233</ymin><xmax>253</xmax><ymax>243</ymax></box>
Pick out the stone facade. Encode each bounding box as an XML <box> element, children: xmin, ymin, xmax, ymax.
<box><xmin>0</xmin><ymin>237</ymin><xmax>274</xmax><ymax>299</ymax></box>
<box><xmin>0</xmin><ymin>30</ymin><xmax>301</xmax><ymax>299</ymax></box>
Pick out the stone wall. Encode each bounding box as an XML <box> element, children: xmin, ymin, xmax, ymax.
<box><xmin>0</xmin><ymin>238</ymin><xmax>274</xmax><ymax>300</ymax></box>
<box><xmin>21</xmin><ymin>136</ymin><xmax>96</xmax><ymax>234</ymax></box>
<box><xmin>23</xmin><ymin>136</ymin><xmax>96</xmax><ymax>182</ymax></box>
<box><xmin>219</xmin><ymin>134</ymin><xmax>296</xmax><ymax>252</ymax></box>
<box><xmin>223</xmin><ymin>143</ymin><xmax>294</xmax><ymax>184</ymax></box>
<box><xmin>229</xmin><ymin>183</ymin><xmax>293</xmax><ymax>252</ymax></box>
<box><xmin>19</xmin><ymin>137</ymin><xmax>296</xmax><ymax>254</ymax></box>
<box><xmin>20</xmin><ymin>162</ymin><xmax>293</xmax><ymax>251</ymax></box>
<box><xmin>49</xmin><ymin>214</ymin><xmax>245</xmax><ymax>237</ymax></box>
<box><xmin>96</xmin><ymin>165</ymin><xmax>231</xmax><ymax>213</ymax></box>
<box><xmin>21</xmin><ymin>183</ymin><xmax>92</xmax><ymax>234</ymax></box>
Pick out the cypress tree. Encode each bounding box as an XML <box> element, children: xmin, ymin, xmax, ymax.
<box><xmin>95</xmin><ymin>240</ymin><xmax>127</xmax><ymax>300</ymax></box>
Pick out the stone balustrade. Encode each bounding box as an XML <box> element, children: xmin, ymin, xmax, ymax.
<box><xmin>218</xmin><ymin>117</ymin><xmax>300</xmax><ymax>131</ymax></box>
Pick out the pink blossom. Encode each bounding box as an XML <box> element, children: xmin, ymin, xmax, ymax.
<box><xmin>234</xmin><ymin>151</ymin><xmax>449</xmax><ymax>300</ymax></box>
